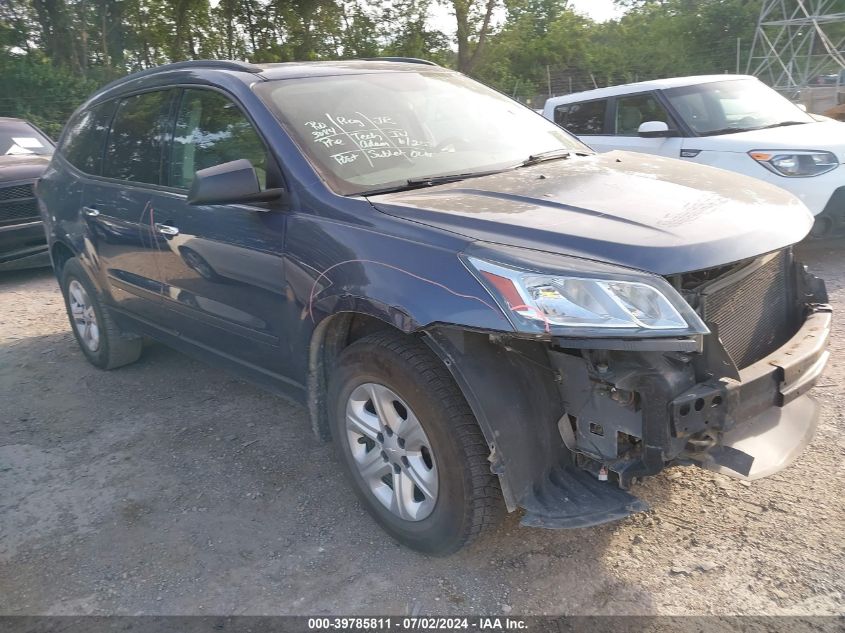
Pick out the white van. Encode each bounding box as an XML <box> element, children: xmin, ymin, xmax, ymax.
<box><xmin>543</xmin><ymin>75</ymin><xmax>845</xmax><ymax>236</ymax></box>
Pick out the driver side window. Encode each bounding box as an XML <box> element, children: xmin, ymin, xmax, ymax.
<box><xmin>169</xmin><ymin>89</ymin><xmax>268</xmax><ymax>190</ymax></box>
<box><xmin>614</xmin><ymin>93</ymin><xmax>675</xmax><ymax>136</ymax></box>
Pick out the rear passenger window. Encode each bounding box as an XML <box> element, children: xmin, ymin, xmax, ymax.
<box><xmin>614</xmin><ymin>93</ymin><xmax>674</xmax><ymax>136</ymax></box>
<box><xmin>104</xmin><ymin>90</ymin><xmax>174</xmax><ymax>185</ymax></box>
<box><xmin>168</xmin><ymin>89</ymin><xmax>268</xmax><ymax>190</ymax></box>
<box><xmin>556</xmin><ymin>100</ymin><xmax>607</xmax><ymax>135</ymax></box>
<box><xmin>60</xmin><ymin>102</ymin><xmax>115</xmax><ymax>174</ymax></box>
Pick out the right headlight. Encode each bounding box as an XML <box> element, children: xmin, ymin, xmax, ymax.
<box><xmin>749</xmin><ymin>150</ymin><xmax>839</xmax><ymax>177</ymax></box>
<box><xmin>462</xmin><ymin>248</ymin><xmax>709</xmax><ymax>338</ymax></box>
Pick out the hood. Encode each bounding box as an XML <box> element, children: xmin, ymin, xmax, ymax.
<box><xmin>0</xmin><ymin>154</ymin><xmax>51</xmax><ymax>184</ymax></box>
<box><xmin>369</xmin><ymin>151</ymin><xmax>812</xmax><ymax>275</ymax></box>
<box><xmin>687</xmin><ymin>121</ymin><xmax>845</xmax><ymax>161</ymax></box>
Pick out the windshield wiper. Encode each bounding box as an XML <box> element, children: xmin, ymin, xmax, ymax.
<box><xmin>701</xmin><ymin>121</ymin><xmax>809</xmax><ymax>136</ymax></box>
<box><xmin>358</xmin><ymin>168</ymin><xmax>508</xmax><ymax>197</ymax></box>
<box><xmin>357</xmin><ymin>151</ymin><xmax>593</xmax><ymax>197</ymax></box>
<box><xmin>519</xmin><ymin>148</ymin><xmax>588</xmax><ymax>167</ymax></box>
<box><xmin>758</xmin><ymin>121</ymin><xmax>809</xmax><ymax>129</ymax></box>
<box><xmin>406</xmin><ymin>170</ymin><xmax>500</xmax><ymax>186</ymax></box>
<box><xmin>700</xmin><ymin>127</ymin><xmax>754</xmax><ymax>136</ymax></box>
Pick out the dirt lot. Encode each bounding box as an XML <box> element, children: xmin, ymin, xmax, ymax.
<box><xmin>0</xmin><ymin>241</ymin><xmax>843</xmax><ymax>617</ymax></box>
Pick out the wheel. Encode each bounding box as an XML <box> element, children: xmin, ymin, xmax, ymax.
<box><xmin>60</xmin><ymin>257</ymin><xmax>143</xmax><ymax>370</ymax></box>
<box><xmin>328</xmin><ymin>331</ymin><xmax>504</xmax><ymax>555</ymax></box>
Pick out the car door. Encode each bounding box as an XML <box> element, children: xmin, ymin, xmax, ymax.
<box><xmin>148</xmin><ymin>87</ymin><xmax>293</xmax><ymax>380</ymax></box>
<box><xmin>82</xmin><ymin>89</ymin><xmax>177</xmax><ymax>324</ymax></box>
<box><xmin>552</xmin><ymin>98</ymin><xmax>614</xmax><ymax>151</ymax></box>
<box><xmin>607</xmin><ymin>92</ymin><xmax>683</xmax><ymax>158</ymax></box>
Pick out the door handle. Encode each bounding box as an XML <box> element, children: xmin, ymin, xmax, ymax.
<box><xmin>154</xmin><ymin>223</ymin><xmax>180</xmax><ymax>236</ymax></box>
<box><xmin>82</xmin><ymin>206</ymin><xmax>100</xmax><ymax>217</ymax></box>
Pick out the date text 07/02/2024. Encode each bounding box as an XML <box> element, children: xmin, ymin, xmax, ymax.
<box><xmin>307</xmin><ymin>617</ymin><xmax>528</xmax><ymax>630</ymax></box>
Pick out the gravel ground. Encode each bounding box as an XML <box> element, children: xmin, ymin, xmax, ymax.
<box><xmin>0</xmin><ymin>241</ymin><xmax>843</xmax><ymax>616</ymax></box>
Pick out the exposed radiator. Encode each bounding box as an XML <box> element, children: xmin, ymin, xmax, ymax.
<box><xmin>699</xmin><ymin>250</ymin><xmax>796</xmax><ymax>369</ymax></box>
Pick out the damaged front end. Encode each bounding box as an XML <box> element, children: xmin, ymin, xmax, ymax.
<box><xmin>553</xmin><ymin>249</ymin><xmax>830</xmax><ymax>485</ymax></box>
<box><xmin>426</xmin><ymin>246</ymin><xmax>830</xmax><ymax>529</ymax></box>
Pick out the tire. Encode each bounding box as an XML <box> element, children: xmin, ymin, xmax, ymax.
<box><xmin>328</xmin><ymin>331</ymin><xmax>504</xmax><ymax>555</ymax></box>
<box><xmin>60</xmin><ymin>257</ymin><xmax>143</xmax><ymax>370</ymax></box>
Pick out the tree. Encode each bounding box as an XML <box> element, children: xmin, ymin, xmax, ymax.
<box><xmin>442</xmin><ymin>0</ymin><xmax>499</xmax><ymax>73</ymax></box>
<box><xmin>475</xmin><ymin>0</ymin><xmax>590</xmax><ymax>100</ymax></box>
<box><xmin>0</xmin><ymin>0</ymin><xmax>35</xmax><ymax>52</ymax></box>
<box><xmin>0</xmin><ymin>0</ymin><xmax>770</xmax><ymax>131</ymax></box>
<box><xmin>31</xmin><ymin>0</ymin><xmax>83</xmax><ymax>70</ymax></box>
<box><xmin>381</xmin><ymin>0</ymin><xmax>451</xmax><ymax>62</ymax></box>
<box><xmin>589</xmin><ymin>0</ymin><xmax>759</xmax><ymax>83</ymax></box>
<box><xmin>340</xmin><ymin>1</ymin><xmax>382</xmax><ymax>58</ymax></box>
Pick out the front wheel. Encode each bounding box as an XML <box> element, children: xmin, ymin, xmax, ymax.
<box><xmin>328</xmin><ymin>331</ymin><xmax>504</xmax><ymax>555</ymax></box>
<box><xmin>60</xmin><ymin>257</ymin><xmax>143</xmax><ymax>370</ymax></box>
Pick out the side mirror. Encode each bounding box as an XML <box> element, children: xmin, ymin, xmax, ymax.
<box><xmin>638</xmin><ymin>121</ymin><xmax>672</xmax><ymax>138</ymax></box>
<box><xmin>187</xmin><ymin>159</ymin><xmax>286</xmax><ymax>206</ymax></box>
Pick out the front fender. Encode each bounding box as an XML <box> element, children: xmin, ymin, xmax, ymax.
<box><xmin>285</xmin><ymin>211</ymin><xmax>515</xmax><ymax>336</ymax></box>
<box><xmin>307</xmin><ymin>257</ymin><xmax>512</xmax><ymax>332</ymax></box>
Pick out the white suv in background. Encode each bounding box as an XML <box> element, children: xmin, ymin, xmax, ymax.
<box><xmin>543</xmin><ymin>75</ymin><xmax>845</xmax><ymax>237</ymax></box>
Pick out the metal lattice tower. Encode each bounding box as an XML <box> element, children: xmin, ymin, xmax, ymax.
<box><xmin>747</xmin><ymin>0</ymin><xmax>845</xmax><ymax>90</ymax></box>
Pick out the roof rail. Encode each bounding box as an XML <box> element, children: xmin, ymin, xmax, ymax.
<box><xmin>359</xmin><ymin>57</ymin><xmax>440</xmax><ymax>66</ymax></box>
<box><xmin>173</xmin><ymin>59</ymin><xmax>264</xmax><ymax>73</ymax></box>
<box><xmin>97</xmin><ymin>59</ymin><xmax>263</xmax><ymax>94</ymax></box>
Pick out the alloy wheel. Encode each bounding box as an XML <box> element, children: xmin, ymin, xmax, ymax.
<box><xmin>68</xmin><ymin>279</ymin><xmax>100</xmax><ymax>352</ymax></box>
<box><xmin>345</xmin><ymin>382</ymin><xmax>439</xmax><ymax>521</ymax></box>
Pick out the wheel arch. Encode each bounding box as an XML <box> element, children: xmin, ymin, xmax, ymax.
<box><xmin>422</xmin><ymin>326</ymin><xmax>568</xmax><ymax>512</ymax></box>
<box><xmin>50</xmin><ymin>240</ymin><xmax>77</xmax><ymax>277</ymax></box>
<box><xmin>306</xmin><ymin>309</ymin><xmax>570</xmax><ymax>514</ymax></box>
<box><xmin>307</xmin><ymin>311</ymin><xmax>407</xmax><ymax>441</ymax></box>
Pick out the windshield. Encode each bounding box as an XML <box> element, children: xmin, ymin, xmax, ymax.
<box><xmin>254</xmin><ymin>71</ymin><xmax>587</xmax><ymax>195</ymax></box>
<box><xmin>0</xmin><ymin>120</ymin><xmax>53</xmax><ymax>156</ymax></box>
<box><xmin>663</xmin><ymin>78</ymin><xmax>814</xmax><ymax>136</ymax></box>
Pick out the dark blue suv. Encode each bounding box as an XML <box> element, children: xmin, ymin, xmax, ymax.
<box><xmin>38</xmin><ymin>59</ymin><xmax>831</xmax><ymax>554</ymax></box>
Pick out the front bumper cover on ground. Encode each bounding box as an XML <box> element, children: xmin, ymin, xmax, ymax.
<box><xmin>679</xmin><ymin>308</ymin><xmax>830</xmax><ymax>479</ymax></box>
<box><xmin>701</xmin><ymin>394</ymin><xmax>819</xmax><ymax>480</ymax></box>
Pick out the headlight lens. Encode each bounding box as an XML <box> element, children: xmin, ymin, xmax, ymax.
<box><xmin>464</xmin><ymin>256</ymin><xmax>708</xmax><ymax>337</ymax></box>
<box><xmin>749</xmin><ymin>150</ymin><xmax>839</xmax><ymax>177</ymax></box>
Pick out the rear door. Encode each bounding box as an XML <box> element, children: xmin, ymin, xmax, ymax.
<box><xmin>82</xmin><ymin>89</ymin><xmax>177</xmax><ymax>323</ymax></box>
<box><xmin>552</xmin><ymin>98</ymin><xmax>613</xmax><ymax>151</ymax></box>
<box><xmin>149</xmin><ymin>87</ymin><xmax>292</xmax><ymax>379</ymax></box>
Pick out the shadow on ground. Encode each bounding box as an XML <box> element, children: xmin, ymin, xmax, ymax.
<box><xmin>1</xmin><ymin>328</ymin><xmax>655</xmax><ymax>615</ymax></box>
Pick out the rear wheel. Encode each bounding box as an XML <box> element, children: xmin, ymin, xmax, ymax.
<box><xmin>328</xmin><ymin>331</ymin><xmax>504</xmax><ymax>555</ymax></box>
<box><xmin>60</xmin><ymin>258</ymin><xmax>142</xmax><ymax>369</ymax></box>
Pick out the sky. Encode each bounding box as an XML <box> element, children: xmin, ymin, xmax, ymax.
<box><xmin>209</xmin><ymin>0</ymin><xmax>627</xmax><ymax>35</ymax></box>
<box><xmin>427</xmin><ymin>0</ymin><xmax>627</xmax><ymax>33</ymax></box>
<box><xmin>567</xmin><ymin>0</ymin><xmax>626</xmax><ymax>23</ymax></box>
